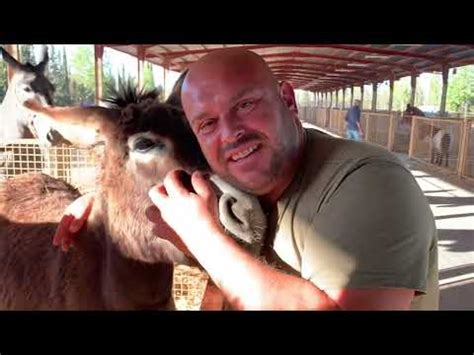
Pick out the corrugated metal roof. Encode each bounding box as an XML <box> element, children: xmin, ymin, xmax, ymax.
<box><xmin>105</xmin><ymin>44</ymin><xmax>474</xmax><ymax>91</ymax></box>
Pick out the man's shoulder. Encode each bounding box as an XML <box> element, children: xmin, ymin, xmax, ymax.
<box><xmin>294</xmin><ymin>127</ymin><xmax>409</xmax><ymax>212</ymax></box>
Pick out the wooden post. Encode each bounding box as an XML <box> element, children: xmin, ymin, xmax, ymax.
<box><xmin>335</xmin><ymin>89</ymin><xmax>339</xmax><ymax>108</ymax></box>
<box><xmin>360</xmin><ymin>85</ymin><xmax>364</xmax><ymax>110</ymax></box>
<box><xmin>94</xmin><ymin>45</ymin><xmax>104</xmax><ymax>104</ymax></box>
<box><xmin>342</xmin><ymin>88</ymin><xmax>346</xmax><ymax>109</ymax></box>
<box><xmin>408</xmin><ymin>115</ymin><xmax>418</xmax><ymax>158</ymax></box>
<box><xmin>350</xmin><ymin>86</ymin><xmax>354</xmax><ymax>107</ymax></box>
<box><xmin>365</xmin><ymin>112</ymin><xmax>370</xmax><ymax>142</ymax></box>
<box><xmin>429</xmin><ymin>122</ymin><xmax>434</xmax><ymax>163</ymax></box>
<box><xmin>457</xmin><ymin>118</ymin><xmax>470</xmax><ymax>177</ymax></box>
<box><xmin>5</xmin><ymin>44</ymin><xmax>20</xmax><ymax>83</ymax></box>
<box><xmin>440</xmin><ymin>65</ymin><xmax>449</xmax><ymax>116</ymax></box>
<box><xmin>162</xmin><ymin>61</ymin><xmax>169</xmax><ymax>99</ymax></box>
<box><xmin>410</xmin><ymin>74</ymin><xmax>417</xmax><ymax>107</ymax></box>
<box><xmin>388</xmin><ymin>77</ymin><xmax>394</xmax><ymax>113</ymax></box>
<box><xmin>388</xmin><ymin>113</ymin><xmax>395</xmax><ymax>151</ymax></box>
<box><xmin>371</xmin><ymin>82</ymin><xmax>377</xmax><ymax>112</ymax></box>
<box><xmin>137</xmin><ymin>46</ymin><xmax>146</xmax><ymax>91</ymax></box>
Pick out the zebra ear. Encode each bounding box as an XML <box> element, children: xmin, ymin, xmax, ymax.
<box><xmin>0</xmin><ymin>46</ymin><xmax>23</xmax><ymax>71</ymax></box>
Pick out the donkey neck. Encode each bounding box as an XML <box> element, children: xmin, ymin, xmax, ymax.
<box><xmin>90</xmin><ymin>150</ymin><xmax>188</xmax><ymax>266</ymax></box>
<box><xmin>0</xmin><ymin>87</ymin><xmax>35</xmax><ymax>139</ymax></box>
<box><xmin>79</xmin><ymin>208</ymin><xmax>175</xmax><ymax>310</ymax></box>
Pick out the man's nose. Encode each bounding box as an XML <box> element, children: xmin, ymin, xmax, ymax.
<box><xmin>221</xmin><ymin>114</ymin><xmax>244</xmax><ymax>144</ymax></box>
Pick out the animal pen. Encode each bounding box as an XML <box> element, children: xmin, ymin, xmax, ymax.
<box><xmin>299</xmin><ymin>107</ymin><xmax>474</xmax><ymax>180</ymax></box>
<box><xmin>1</xmin><ymin>44</ymin><xmax>474</xmax><ymax>310</ymax></box>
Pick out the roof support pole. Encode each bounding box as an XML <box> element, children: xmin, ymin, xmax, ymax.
<box><xmin>5</xmin><ymin>44</ymin><xmax>20</xmax><ymax>83</ymax></box>
<box><xmin>388</xmin><ymin>77</ymin><xmax>394</xmax><ymax>113</ymax></box>
<box><xmin>94</xmin><ymin>45</ymin><xmax>104</xmax><ymax>104</ymax></box>
<box><xmin>439</xmin><ymin>65</ymin><xmax>449</xmax><ymax>116</ymax></box>
<box><xmin>410</xmin><ymin>73</ymin><xmax>417</xmax><ymax>107</ymax></box>
<box><xmin>137</xmin><ymin>46</ymin><xmax>146</xmax><ymax>91</ymax></box>
<box><xmin>372</xmin><ymin>82</ymin><xmax>377</xmax><ymax>111</ymax></box>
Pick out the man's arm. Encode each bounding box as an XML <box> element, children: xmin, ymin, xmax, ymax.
<box><xmin>148</xmin><ymin>169</ymin><xmax>418</xmax><ymax>310</ymax></box>
<box><xmin>357</xmin><ymin>121</ymin><xmax>364</xmax><ymax>136</ymax></box>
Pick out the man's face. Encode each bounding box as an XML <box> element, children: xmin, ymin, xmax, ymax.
<box><xmin>182</xmin><ymin>66</ymin><xmax>298</xmax><ymax>195</ymax></box>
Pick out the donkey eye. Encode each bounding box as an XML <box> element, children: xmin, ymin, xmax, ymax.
<box><xmin>133</xmin><ymin>138</ymin><xmax>165</xmax><ymax>153</ymax></box>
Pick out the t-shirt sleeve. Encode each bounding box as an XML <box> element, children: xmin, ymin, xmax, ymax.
<box><xmin>300</xmin><ymin>160</ymin><xmax>436</xmax><ymax>292</ymax></box>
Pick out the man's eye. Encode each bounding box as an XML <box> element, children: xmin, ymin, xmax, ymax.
<box><xmin>199</xmin><ymin>119</ymin><xmax>216</xmax><ymax>133</ymax></box>
<box><xmin>238</xmin><ymin>100</ymin><xmax>256</xmax><ymax>112</ymax></box>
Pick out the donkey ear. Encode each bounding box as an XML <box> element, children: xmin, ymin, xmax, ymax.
<box><xmin>23</xmin><ymin>99</ymin><xmax>117</xmax><ymax>147</ymax></box>
<box><xmin>35</xmin><ymin>46</ymin><xmax>49</xmax><ymax>73</ymax></box>
<box><xmin>165</xmin><ymin>69</ymin><xmax>188</xmax><ymax>107</ymax></box>
<box><xmin>0</xmin><ymin>46</ymin><xmax>23</xmax><ymax>71</ymax></box>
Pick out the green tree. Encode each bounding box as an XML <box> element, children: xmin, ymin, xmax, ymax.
<box><xmin>62</xmin><ymin>46</ymin><xmax>71</xmax><ymax>104</ymax></box>
<box><xmin>427</xmin><ymin>76</ymin><xmax>441</xmax><ymax>107</ymax></box>
<box><xmin>447</xmin><ymin>65</ymin><xmax>474</xmax><ymax>113</ymax></box>
<box><xmin>0</xmin><ymin>54</ymin><xmax>6</xmax><ymax>102</ymax></box>
<box><xmin>143</xmin><ymin>62</ymin><xmax>156</xmax><ymax>90</ymax></box>
<box><xmin>70</xmin><ymin>46</ymin><xmax>95</xmax><ymax>104</ymax></box>
<box><xmin>46</xmin><ymin>45</ymin><xmax>73</xmax><ymax>105</ymax></box>
<box><xmin>393</xmin><ymin>78</ymin><xmax>418</xmax><ymax>112</ymax></box>
<box><xmin>103</xmin><ymin>54</ymin><xmax>118</xmax><ymax>99</ymax></box>
<box><xmin>20</xmin><ymin>44</ymin><xmax>36</xmax><ymax>64</ymax></box>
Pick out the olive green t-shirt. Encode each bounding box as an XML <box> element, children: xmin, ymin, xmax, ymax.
<box><xmin>268</xmin><ymin>127</ymin><xmax>439</xmax><ymax>310</ymax></box>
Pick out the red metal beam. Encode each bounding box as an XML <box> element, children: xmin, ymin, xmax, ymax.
<box><xmin>273</xmin><ymin>71</ymin><xmax>351</xmax><ymax>81</ymax></box>
<box><xmin>277</xmin><ymin>76</ymin><xmax>350</xmax><ymax>87</ymax></box>
<box><xmin>317</xmin><ymin>44</ymin><xmax>442</xmax><ymax>61</ymax></box>
<box><xmin>273</xmin><ymin>68</ymin><xmax>375</xmax><ymax>82</ymax></box>
<box><xmin>173</xmin><ymin>50</ymin><xmax>416</xmax><ymax>71</ymax></box>
<box><xmin>383</xmin><ymin>45</ymin><xmax>473</xmax><ymax>68</ymax></box>
<box><xmin>160</xmin><ymin>44</ymin><xmax>278</xmax><ymax>59</ymax></box>
<box><xmin>273</xmin><ymin>72</ymin><xmax>366</xmax><ymax>85</ymax></box>
<box><xmin>419</xmin><ymin>55</ymin><xmax>474</xmax><ymax>72</ymax></box>
<box><xmin>270</xmin><ymin>66</ymin><xmax>380</xmax><ymax>80</ymax></box>
<box><xmin>261</xmin><ymin>51</ymin><xmax>417</xmax><ymax>71</ymax></box>
<box><xmin>268</xmin><ymin>61</ymin><xmax>379</xmax><ymax>73</ymax></box>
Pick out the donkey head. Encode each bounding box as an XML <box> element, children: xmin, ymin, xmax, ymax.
<box><xmin>1</xmin><ymin>46</ymin><xmax>68</xmax><ymax>146</ymax></box>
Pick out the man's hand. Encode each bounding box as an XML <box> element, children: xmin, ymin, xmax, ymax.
<box><xmin>145</xmin><ymin>205</ymin><xmax>195</xmax><ymax>259</ymax></box>
<box><xmin>53</xmin><ymin>192</ymin><xmax>95</xmax><ymax>251</ymax></box>
<box><xmin>148</xmin><ymin>170</ymin><xmax>222</xmax><ymax>250</ymax></box>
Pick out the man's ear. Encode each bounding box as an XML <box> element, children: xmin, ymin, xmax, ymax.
<box><xmin>279</xmin><ymin>81</ymin><xmax>298</xmax><ymax>115</ymax></box>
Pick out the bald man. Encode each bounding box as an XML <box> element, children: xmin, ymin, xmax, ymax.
<box><xmin>55</xmin><ymin>49</ymin><xmax>439</xmax><ymax>310</ymax></box>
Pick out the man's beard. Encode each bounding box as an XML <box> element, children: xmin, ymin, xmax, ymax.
<box><xmin>220</xmin><ymin>145</ymin><xmax>286</xmax><ymax>196</ymax></box>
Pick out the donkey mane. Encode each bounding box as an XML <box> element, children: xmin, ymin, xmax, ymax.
<box><xmin>102</xmin><ymin>81</ymin><xmax>162</xmax><ymax>109</ymax></box>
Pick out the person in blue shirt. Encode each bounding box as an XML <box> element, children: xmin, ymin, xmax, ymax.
<box><xmin>345</xmin><ymin>99</ymin><xmax>364</xmax><ymax>141</ymax></box>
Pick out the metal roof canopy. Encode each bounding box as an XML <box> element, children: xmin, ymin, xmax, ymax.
<box><xmin>104</xmin><ymin>44</ymin><xmax>474</xmax><ymax>92</ymax></box>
